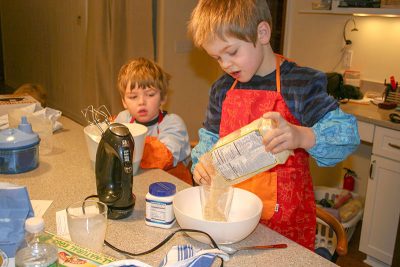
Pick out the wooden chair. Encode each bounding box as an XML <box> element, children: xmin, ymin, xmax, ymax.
<box><xmin>315</xmin><ymin>206</ymin><xmax>348</xmax><ymax>262</ymax></box>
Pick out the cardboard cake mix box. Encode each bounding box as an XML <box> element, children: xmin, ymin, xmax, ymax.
<box><xmin>42</xmin><ymin>232</ymin><xmax>117</xmax><ymax>267</ymax></box>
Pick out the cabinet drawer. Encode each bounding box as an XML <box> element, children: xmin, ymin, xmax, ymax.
<box><xmin>358</xmin><ymin>121</ymin><xmax>374</xmax><ymax>143</ymax></box>
<box><xmin>372</xmin><ymin>126</ymin><xmax>400</xmax><ymax>159</ymax></box>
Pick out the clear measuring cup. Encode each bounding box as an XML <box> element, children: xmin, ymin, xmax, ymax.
<box><xmin>28</xmin><ymin>115</ymin><xmax>53</xmax><ymax>155</ymax></box>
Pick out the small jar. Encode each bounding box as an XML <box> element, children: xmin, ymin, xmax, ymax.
<box><xmin>145</xmin><ymin>182</ymin><xmax>176</xmax><ymax>228</ymax></box>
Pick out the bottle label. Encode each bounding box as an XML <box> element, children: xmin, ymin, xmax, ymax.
<box><xmin>145</xmin><ymin>199</ymin><xmax>175</xmax><ymax>225</ymax></box>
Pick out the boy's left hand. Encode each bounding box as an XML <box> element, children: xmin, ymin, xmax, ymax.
<box><xmin>262</xmin><ymin>112</ymin><xmax>315</xmax><ymax>154</ymax></box>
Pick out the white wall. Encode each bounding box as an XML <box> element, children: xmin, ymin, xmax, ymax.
<box><xmin>284</xmin><ymin>0</ymin><xmax>400</xmax><ymax>83</ymax></box>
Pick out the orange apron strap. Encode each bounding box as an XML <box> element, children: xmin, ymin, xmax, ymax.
<box><xmin>274</xmin><ymin>53</ymin><xmax>293</xmax><ymax>62</ymax></box>
<box><xmin>275</xmin><ymin>54</ymin><xmax>281</xmax><ymax>93</ymax></box>
<box><xmin>231</xmin><ymin>54</ymin><xmax>286</xmax><ymax>93</ymax></box>
<box><xmin>235</xmin><ymin>171</ymin><xmax>277</xmax><ymax>221</ymax></box>
<box><xmin>274</xmin><ymin>53</ymin><xmax>294</xmax><ymax>93</ymax></box>
<box><xmin>229</xmin><ymin>79</ymin><xmax>238</xmax><ymax>91</ymax></box>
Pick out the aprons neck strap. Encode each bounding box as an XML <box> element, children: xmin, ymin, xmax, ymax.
<box><xmin>275</xmin><ymin>54</ymin><xmax>281</xmax><ymax>93</ymax></box>
<box><xmin>229</xmin><ymin>54</ymin><xmax>286</xmax><ymax>93</ymax></box>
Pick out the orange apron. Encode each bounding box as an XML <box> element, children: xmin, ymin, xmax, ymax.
<box><xmin>130</xmin><ymin>111</ymin><xmax>193</xmax><ymax>185</ymax></box>
<box><xmin>219</xmin><ymin>54</ymin><xmax>316</xmax><ymax>250</ymax></box>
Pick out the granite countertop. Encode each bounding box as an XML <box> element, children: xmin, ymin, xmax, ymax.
<box><xmin>340</xmin><ymin>101</ymin><xmax>400</xmax><ymax>131</ymax></box>
<box><xmin>0</xmin><ymin>117</ymin><xmax>337</xmax><ymax>266</ymax></box>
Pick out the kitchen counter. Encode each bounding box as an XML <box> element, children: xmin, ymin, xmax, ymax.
<box><xmin>340</xmin><ymin>101</ymin><xmax>400</xmax><ymax>131</ymax></box>
<box><xmin>0</xmin><ymin>117</ymin><xmax>336</xmax><ymax>266</ymax></box>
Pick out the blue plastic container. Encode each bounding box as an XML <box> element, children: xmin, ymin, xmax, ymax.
<box><xmin>0</xmin><ymin>117</ymin><xmax>40</xmax><ymax>174</ymax></box>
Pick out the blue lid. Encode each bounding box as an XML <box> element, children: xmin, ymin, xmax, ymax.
<box><xmin>149</xmin><ymin>182</ymin><xmax>176</xmax><ymax>197</ymax></box>
<box><xmin>18</xmin><ymin>116</ymin><xmax>34</xmax><ymax>134</ymax></box>
<box><xmin>0</xmin><ymin>117</ymin><xmax>40</xmax><ymax>149</ymax></box>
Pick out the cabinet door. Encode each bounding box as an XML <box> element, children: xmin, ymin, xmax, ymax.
<box><xmin>360</xmin><ymin>155</ymin><xmax>400</xmax><ymax>265</ymax></box>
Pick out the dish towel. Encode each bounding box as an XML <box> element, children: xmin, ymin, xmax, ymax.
<box><xmin>100</xmin><ymin>245</ymin><xmax>229</xmax><ymax>267</ymax></box>
<box><xmin>159</xmin><ymin>244</ymin><xmax>229</xmax><ymax>267</ymax></box>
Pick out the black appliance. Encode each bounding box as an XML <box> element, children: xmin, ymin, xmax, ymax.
<box><xmin>95</xmin><ymin>123</ymin><xmax>135</xmax><ymax>219</ymax></box>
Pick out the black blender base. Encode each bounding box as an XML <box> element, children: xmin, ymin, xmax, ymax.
<box><xmin>107</xmin><ymin>204</ymin><xmax>134</xmax><ymax>220</ymax></box>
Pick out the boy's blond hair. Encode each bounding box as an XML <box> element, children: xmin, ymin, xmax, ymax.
<box><xmin>14</xmin><ymin>83</ymin><xmax>47</xmax><ymax>107</ymax></box>
<box><xmin>117</xmin><ymin>57</ymin><xmax>171</xmax><ymax>101</ymax></box>
<box><xmin>188</xmin><ymin>0</ymin><xmax>272</xmax><ymax>47</ymax></box>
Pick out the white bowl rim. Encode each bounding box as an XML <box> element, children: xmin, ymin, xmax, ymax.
<box><xmin>121</xmin><ymin>122</ymin><xmax>148</xmax><ymax>136</ymax></box>
<box><xmin>84</xmin><ymin>122</ymin><xmax>148</xmax><ymax>138</ymax></box>
<box><xmin>173</xmin><ymin>186</ymin><xmax>263</xmax><ymax>224</ymax></box>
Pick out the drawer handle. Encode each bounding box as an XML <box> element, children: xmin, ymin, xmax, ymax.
<box><xmin>369</xmin><ymin>160</ymin><xmax>376</xmax><ymax>180</ymax></box>
<box><xmin>388</xmin><ymin>142</ymin><xmax>400</xmax><ymax>150</ymax></box>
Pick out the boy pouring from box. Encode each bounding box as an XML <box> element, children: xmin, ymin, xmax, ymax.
<box><xmin>188</xmin><ymin>0</ymin><xmax>360</xmax><ymax>250</ymax></box>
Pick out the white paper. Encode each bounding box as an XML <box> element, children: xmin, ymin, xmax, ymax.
<box><xmin>56</xmin><ymin>209</ymin><xmax>71</xmax><ymax>240</ymax></box>
<box><xmin>6</xmin><ymin>257</ymin><xmax>15</xmax><ymax>267</ymax></box>
<box><xmin>31</xmin><ymin>200</ymin><xmax>53</xmax><ymax>218</ymax></box>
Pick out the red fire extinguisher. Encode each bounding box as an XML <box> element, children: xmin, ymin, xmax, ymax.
<box><xmin>343</xmin><ymin>168</ymin><xmax>356</xmax><ymax>191</ymax></box>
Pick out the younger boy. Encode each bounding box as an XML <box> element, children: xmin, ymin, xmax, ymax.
<box><xmin>188</xmin><ymin>0</ymin><xmax>359</xmax><ymax>250</ymax></box>
<box><xmin>114</xmin><ymin>57</ymin><xmax>192</xmax><ymax>184</ymax></box>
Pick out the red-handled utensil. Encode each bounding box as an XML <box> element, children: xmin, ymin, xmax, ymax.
<box><xmin>219</xmin><ymin>243</ymin><xmax>288</xmax><ymax>255</ymax></box>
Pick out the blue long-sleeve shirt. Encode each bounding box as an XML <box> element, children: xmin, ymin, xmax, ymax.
<box><xmin>191</xmin><ymin>60</ymin><xmax>360</xmax><ymax>171</ymax></box>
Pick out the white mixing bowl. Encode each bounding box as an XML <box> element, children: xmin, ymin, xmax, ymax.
<box><xmin>83</xmin><ymin>123</ymin><xmax>147</xmax><ymax>174</ymax></box>
<box><xmin>173</xmin><ymin>186</ymin><xmax>262</xmax><ymax>244</ymax></box>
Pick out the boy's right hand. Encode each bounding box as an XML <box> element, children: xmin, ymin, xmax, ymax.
<box><xmin>262</xmin><ymin>112</ymin><xmax>315</xmax><ymax>153</ymax></box>
<box><xmin>193</xmin><ymin>161</ymin><xmax>212</xmax><ymax>186</ymax></box>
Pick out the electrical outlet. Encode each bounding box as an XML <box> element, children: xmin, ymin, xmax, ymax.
<box><xmin>343</xmin><ymin>49</ymin><xmax>353</xmax><ymax>68</ymax></box>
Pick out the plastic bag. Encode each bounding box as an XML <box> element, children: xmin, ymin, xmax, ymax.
<box><xmin>0</xmin><ymin>182</ymin><xmax>34</xmax><ymax>258</ymax></box>
<box><xmin>200</xmin><ymin>185</ymin><xmax>233</xmax><ymax>222</ymax></box>
<box><xmin>339</xmin><ymin>197</ymin><xmax>363</xmax><ymax>223</ymax></box>
<box><xmin>200</xmin><ymin>118</ymin><xmax>292</xmax><ymax>221</ymax></box>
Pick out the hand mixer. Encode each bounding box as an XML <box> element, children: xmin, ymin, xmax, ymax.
<box><xmin>82</xmin><ymin>105</ymin><xmax>135</xmax><ymax>219</ymax></box>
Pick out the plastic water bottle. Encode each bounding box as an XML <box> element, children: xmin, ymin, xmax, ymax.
<box><xmin>15</xmin><ymin>217</ymin><xmax>58</xmax><ymax>267</ymax></box>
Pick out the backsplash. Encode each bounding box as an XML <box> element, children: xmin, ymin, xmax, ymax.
<box><xmin>284</xmin><ymin>1</ymin><xmax>400</xmax><ymax>84</ymax></box>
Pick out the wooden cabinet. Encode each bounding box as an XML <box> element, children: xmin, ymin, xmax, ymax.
<box><xmin>359</xmin><ymin>126</ymin><xmax>400</xmax><ymax>266</ymax></box>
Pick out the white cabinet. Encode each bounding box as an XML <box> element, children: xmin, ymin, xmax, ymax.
<box><xmin>357</xmin><ymin>120</ymin><xmax>375</xmax><ymax>143</ymax></box>
<box><xmin>360</xmin><ymin>126</ymin><xmax>400</xmax><ymax>266</ymax></box>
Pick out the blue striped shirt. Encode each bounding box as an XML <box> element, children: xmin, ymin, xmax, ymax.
<box><xmin>204</xmin><ymin>60</ymin><xmax>338</xmax><ymax>133</ymax></box>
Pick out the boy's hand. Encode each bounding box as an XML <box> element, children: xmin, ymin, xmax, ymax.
<box><xmin>262</xmin><ymin>112</ymin><xmax>315</xmax><ymax>153</ymax></box>
<box><xmin>193</xmin><ymin>161</ymin><xmax>212</xmax><ymax>186</ymax></box>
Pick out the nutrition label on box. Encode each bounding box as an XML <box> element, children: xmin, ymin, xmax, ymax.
<box><xmin>211</xmin><ymin>131</ymin><xmax>276</xmax><ymax>181</ymax></box>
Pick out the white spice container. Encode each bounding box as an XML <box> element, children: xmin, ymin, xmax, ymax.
<box><xmin>145</xmin><ymin>182</ymin><xmax>176</xmax><ymax>228</ymax></box>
